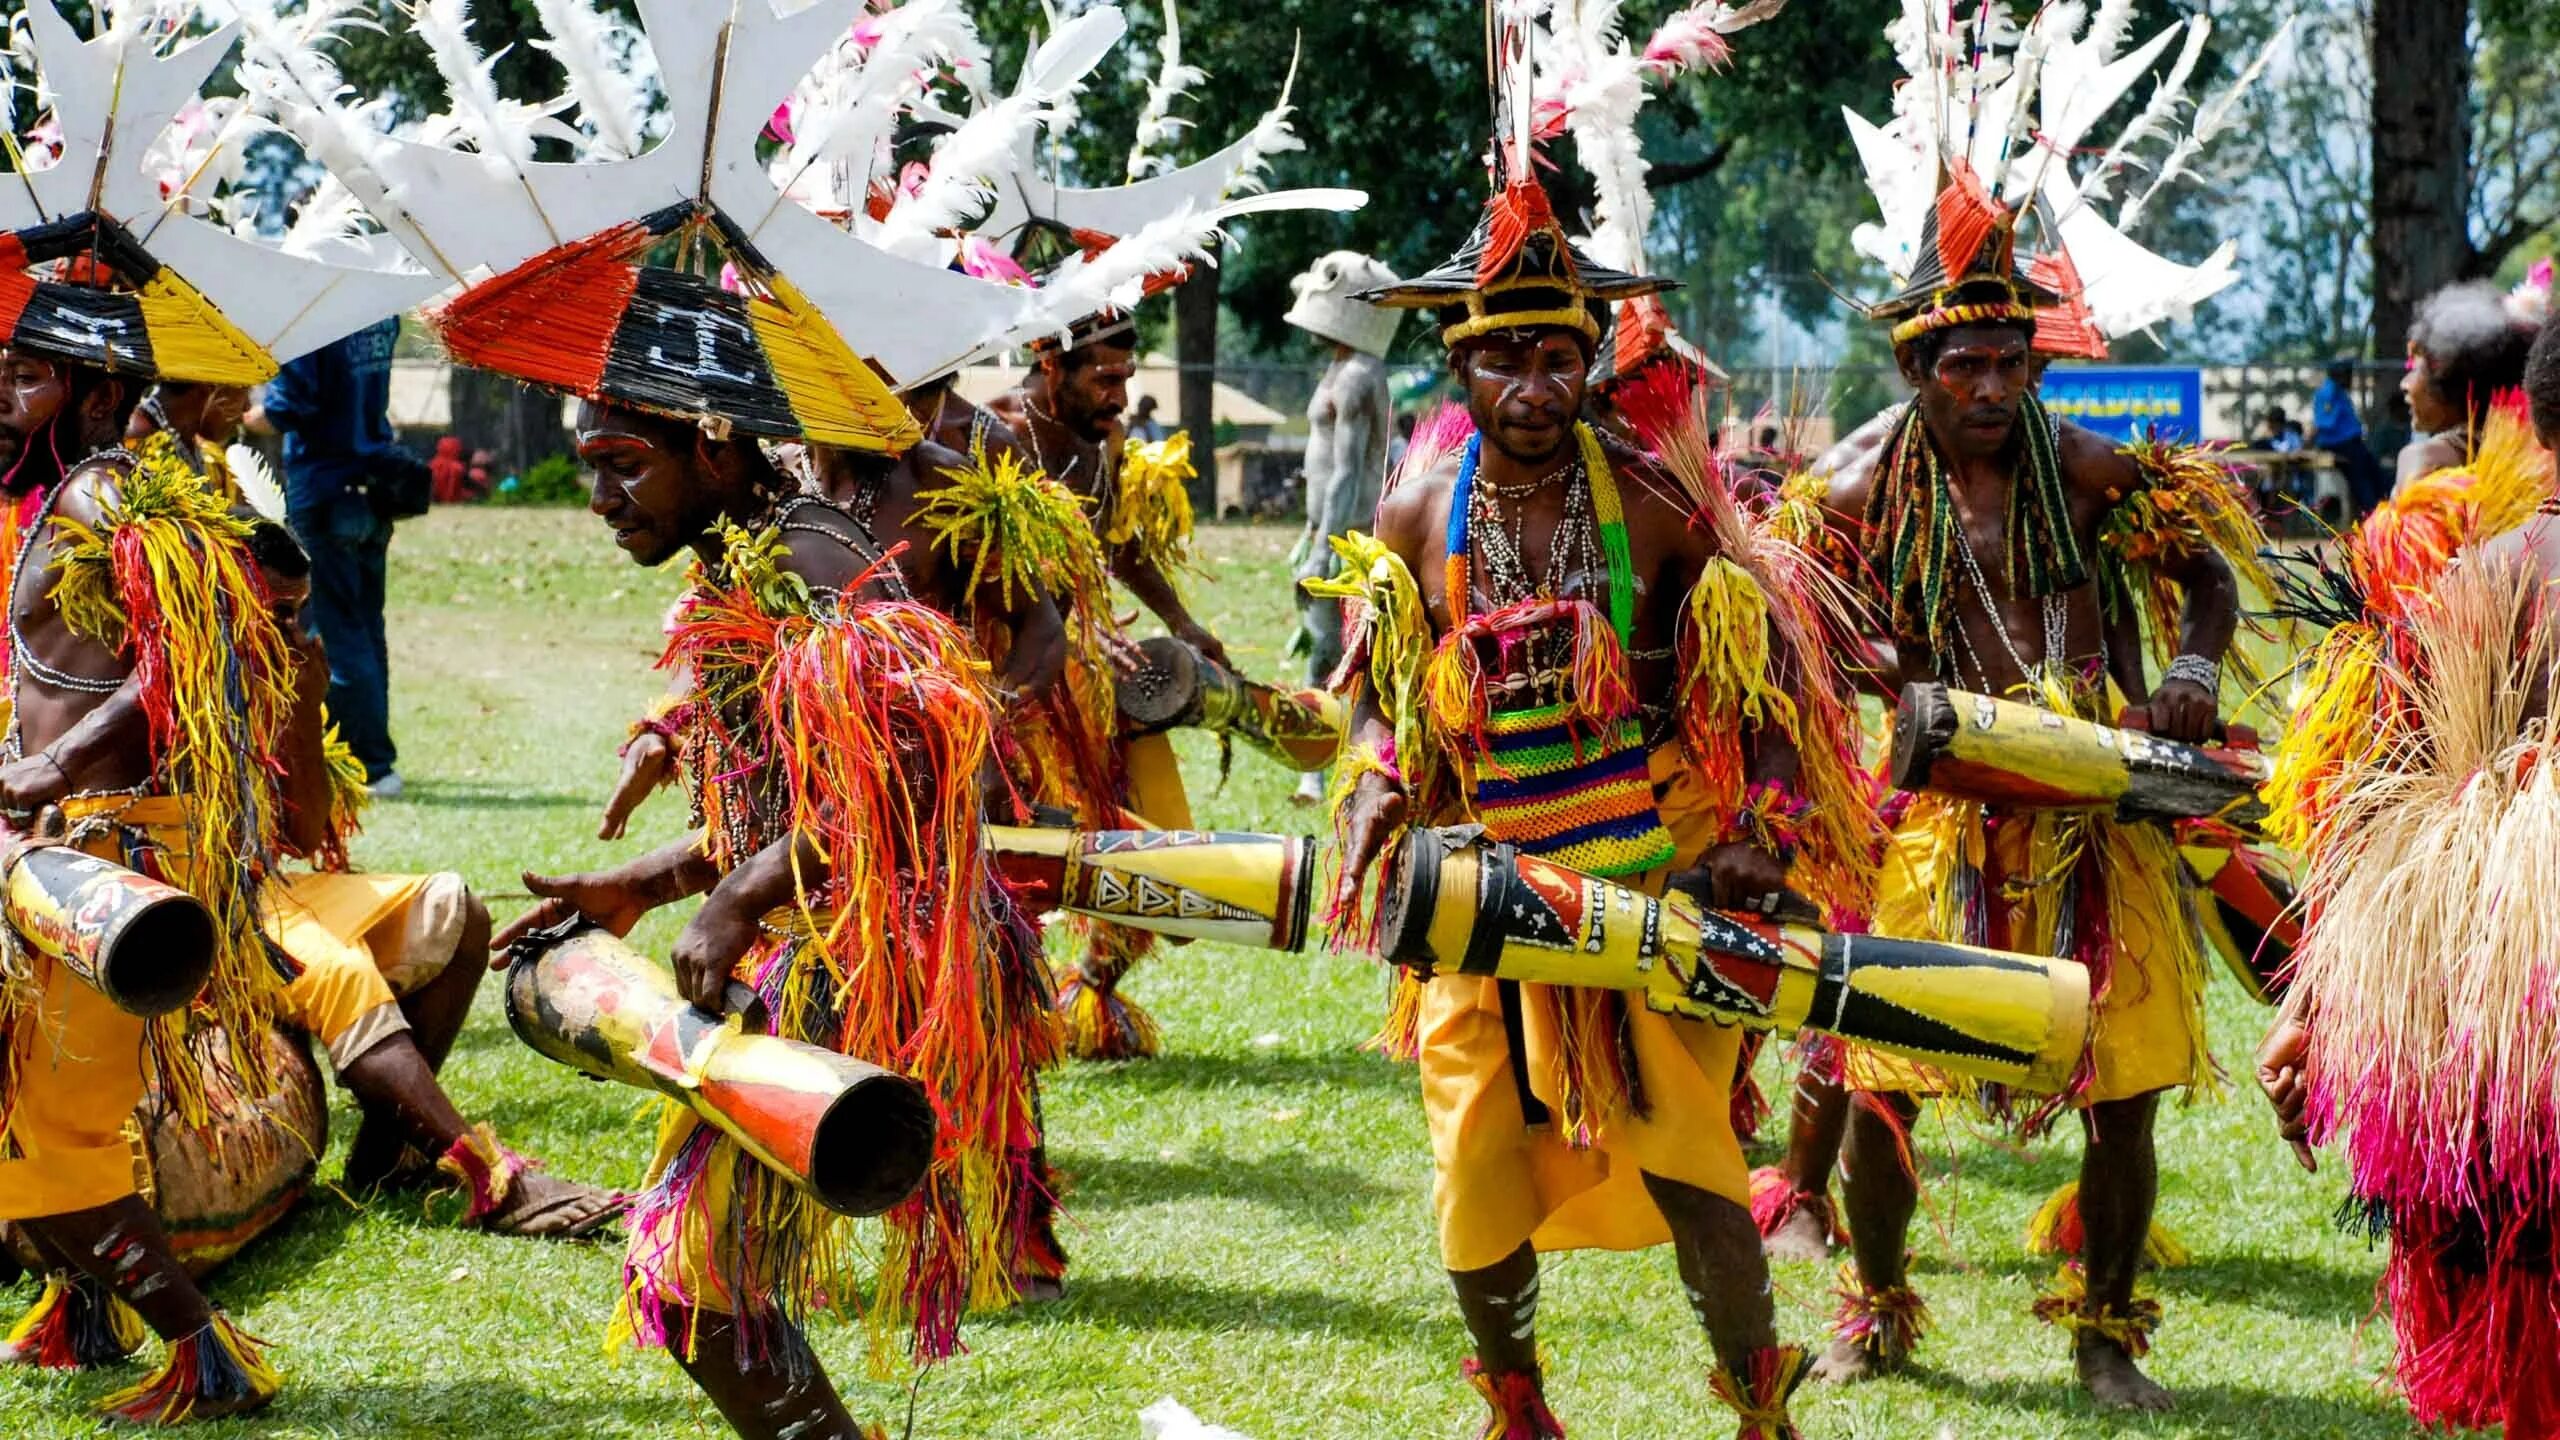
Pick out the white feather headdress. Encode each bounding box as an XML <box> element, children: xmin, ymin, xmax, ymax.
<box><xmin>1844</xmin><ymin>1</ymin><xmax>2289</xmax><ymax>353</ymax></box>
<box><xmin>0</xmin><ymin>0</ymin><xmax>437</xmax><ymax>376</ymax></box>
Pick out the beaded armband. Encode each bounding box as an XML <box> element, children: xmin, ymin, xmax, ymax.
<box><xmin>620</xmin><ymin>697</ymin><xmax>696</xmax><ymax>757</ymax></box>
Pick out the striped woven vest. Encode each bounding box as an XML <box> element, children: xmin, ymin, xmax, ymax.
<box><xmin>1443</xmin><ymin>426</ymin><xmax>1674</xmax><ymax>878</ymax></box>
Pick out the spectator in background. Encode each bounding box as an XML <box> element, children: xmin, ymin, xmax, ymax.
<box><xmin>2257</xmin><ymin>407</ymin><xmax>2305</xmax><ymax>453</ymax></box>
<box><xmin>2313</xmin><ymin>358</ymin><xmax>2387</xmax><ymax>515</ymax></box>
<box><xmin>251</xmin><ymin>315</ymin><xmax>430</xmax><ymax>798</ymax></box>
<box><xmin>1128</xmin><ymin>392</ymin><xmax>1167</xmax><ymax>442</ymax></box>
<box><xmin>2396</xmin><ymin>279</ymin><xmax>2542</xmax><ymax>494</ymax></box>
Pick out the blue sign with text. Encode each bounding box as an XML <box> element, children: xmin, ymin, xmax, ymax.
<box><xmin>2039</xmin><ymin>365</ymin><xmax>2204</xmax><ymax>443</ymax></box>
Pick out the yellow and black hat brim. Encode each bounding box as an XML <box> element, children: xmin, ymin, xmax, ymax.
<box><xmin>0</xmin><ymin>212</ymin><xmax>276</xmax><ymax>387</ymax></box>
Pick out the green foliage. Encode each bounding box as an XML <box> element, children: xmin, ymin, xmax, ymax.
<box><xmin>489</xmin><ymin>451</ymin><xmax>587</xmax><ymax>507</ymax></box>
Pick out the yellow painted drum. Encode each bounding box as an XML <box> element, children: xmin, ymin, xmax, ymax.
<box><xmin>1381</xmin><ymin>827</ymin><xmax>2091</xmax><ymax>1092</ymax></box>
<box><xmin>1891</xmin><ymin>682</ymin><xmax>2270</xmax><ymax>828</ymax></box>
<box><xmin>989</xmin><ymin>825</ymin><xmax>1315</xmax><ymax>952</ymax></box>
<box><xmin>1116</xmin><ymin>636</ymin><xmax>1344</xmax><ymax>772</ymax></box>
<box><xmin>503</xmin><ymin>925</ymin><xmax>934</xmax><ymax>1218</ymax></box>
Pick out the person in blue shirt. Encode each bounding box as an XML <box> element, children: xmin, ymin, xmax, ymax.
<box><xmin>2313</xmin><ymin>358</ymin><xmax>2386</xmax><ymax>516</ymax></box>
<box><xmin>252</xmin><ymin>316</ymin><xmax>427</xmax><ymax>797</ymax></box>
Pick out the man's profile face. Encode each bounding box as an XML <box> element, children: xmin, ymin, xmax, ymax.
<box><xmin>576</xmin><ymin>400</ymin><xmax>708</xmax><ymax>568</ymax></box>
<box><xmin>0</xmin><ymin>349</ymin><xmax>71</xmax><ymax>472</ymax></box>
<box><xmin>1047</xmin><ymin>340</ymin><xmax>1136</xmax><ymax>441</ymax></box>
<box><xmin>1457</xmin><ymin>327</ymin><xmax>1588</xmax><ymax>466</ymax></box>
<box><xmin>1903</xmin><ymin>324</ymin><xmax>2032</xmax><ymax>460</ymax></box>
<box><xmin>199</xmin><ymin>385</ymin><xmax>249</xmax><ymax>441</ymax></box>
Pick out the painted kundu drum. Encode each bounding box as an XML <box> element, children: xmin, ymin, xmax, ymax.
<box><xmin>1</xmin><ymin>834</ymin><xmax>217</xmax><ymax>1017</ymax></box>
<box><xmin>139</xmin><ymin>1025</ymin><xmax>329</xmax><ymax>1275</ymax></box>
<box><xmin>503</xmin><ymin>925</ymin><xmax>934</xmax><ymax>1218</ymax></box>
<box><xmin>1115</xmin><ymin>636</ymin><xmax>1344</xmax><ymax>773</ymax></box>
<box><xmin>1890</xmin><ymin>682</ymin><xmax>2271</xmax><ymax>828</ymax></box>
<box><xmin>1380</xmin><ymin>827</ymin><xmax>2093</xmax><ymax>1092</ymax></box>
<box><xmin>990</xmin><ymin>825</ymin><xmax>1316</xmax><ymax>952</ymax></box>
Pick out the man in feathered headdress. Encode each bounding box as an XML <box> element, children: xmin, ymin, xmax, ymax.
<box><xmin>1285</xmin><ymin>250</ymin><xmax>1400</xmax><ymax>805</ymax></box>
<box><xmin>1791</xmin><ymin>6</ymin><xmax>2293</xmax><ymax>1398</ymax></box>
<box><xmin>1317</xmin><ymin>11</ymin><xmax>1877</xmax><ymax>1434</ymax></box>
<box><xmin>2252</xmin><ymin>278</ymin><xmax>2560</xmax><ymax>1439</ymax></box>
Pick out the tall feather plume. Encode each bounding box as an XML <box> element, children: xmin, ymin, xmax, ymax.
<box><xmin>1539</xmin><ymin>0</ymin><xmax>1646</xmax><ymax>271</ymax></box>
<box><xmin>1124</xmin><ymin>0</ymin><xmax>1204</xmax><ymax>181</ymax></box>
<box><xmin>1986</xmin><ymin>1</ymin><xmax>2066</xmax><ymax>200</ymax></box>
<box><xmin>226</xmin><ymin>443</ymin><xmax>287</xmax><ymax>523</ymax></box>
<box><xmin>1221</xmin><ymin>39</ymin><xmax>1304</xmax><ymax>198</ymax></box>
<box><xmin>2120</xmin><ymin>14</ymin><xmax>2292</xmax><ymax>231</ymax></box>
<box><xmin>769</xmin><ymin>0</ymin><xmax>983</xmax><ymax>216</ymax></box>
<box><xmin>280</xmin><ymin>172</ymin><xmax>368</xmax><ymax>256</ymax></box>
<box><xmin>874</xmin><ymin>7</ymin><xmax>1122</xmax><ymax>259</ymax></box>
<box><xmin>529</xmin><ymin>0</ymin><xmax>648</xmax><ymax>161</ymax></box>
<box><xmin>224</xmin><ymin>0</ymin><xmax>438</xmax><ymax>257</ymax></box>
<box><xmin>413</xmin><ymin>0</ymin><xmax>573</xmax><ymax>182</ymax></box>
<box><xmin>1016</xmin><ymin>187</ymin><xmax>1363</xmax><ymax>348</ymax></box>
<box><xmin>2083</xmin><ymin>0</ymin><xmax>2135</xmax><ymax>65</ymax></box>
<box><xmin>1640</xmin><ymin>0</ymin><xmax>1786</xmax><ymax>76</ymax></box>
<box><xmin>2068</xmin><ymin>16</ymin><xmax>2207</xmax><ymax>216</ymax></box>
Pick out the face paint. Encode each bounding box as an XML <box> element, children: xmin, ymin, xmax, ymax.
<box><xmin>1912</xmin><ymin>325</ymin><xmax>2031</xmax><ymax>460</ymax></box>
<box><xmin>576</xmin><ymin>401</ymin><xmax>704</xmax><ymax>567</ymax></box>
<box><xmin>0</xmin><ymin>350</ymin><xmax>73</xmax><ymax>485</ymax></box>
<box><xmin>1457</xmin><ymin>329</ymin><xmax>1587</xmax><ymax>465</ymax></box>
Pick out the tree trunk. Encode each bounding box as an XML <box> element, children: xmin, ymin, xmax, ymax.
<box><xmin>1174</xmin><ymin>266</ymin><xmax>1219</xmax><ymax>517</ymax></box>
<box><xmin>2367</xmin><ymin>0</ymin><xmax>2473</xmax><ymax>432</ymax></box>
<box><xmin>447</xmin><ymin>367</ymin><xmax>569</xmax><ymax>480</ymax></box>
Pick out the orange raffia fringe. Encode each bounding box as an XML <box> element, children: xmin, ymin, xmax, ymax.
<box><xmin>2</xmin><ymin>1273</ymin><xmax>144</xmax><ymax>1369</ymax></box>
<box><xmin>427</xmin><ymin>219</ymin><xmax>644</xmax><ymax>396</ymax></box>
<box><xmin>1631</xmin><ymin>380</ymin><xmax>1883</xmax><ymax>924</ymax></box>
<box><xmin>32</xmin><ymin>451</ymin><xmax>297</xmax><ymax>1137</ymax></box>
<box><xmin>94</xmin><ymin>1309</ymin><xmax>278</xmax><ymax>1424</ymax></box>
<box><xmin>1462</xmin><ymin>1357</ymin><xmax>1566</xmax><ymax>1440</ymax></box>
<box><xmin>1827</xmin><ymin>1267</ymin><xmax>1929</xmax><ymax>1361</ymax></box>
<box><xmin>1478</xmin><ymin>176</ymin><xmax>1565</xmax><ymax>290</ymax></box>
<box><xmin>1709</xmin><ymin>1343</ymin><xmax>1810</xmax><ymax>1440</ymax></box>
<box><xmin>642</xmin><ymin>523</ymin><xmax>1036</xmax><ymax>1369</ymax></box>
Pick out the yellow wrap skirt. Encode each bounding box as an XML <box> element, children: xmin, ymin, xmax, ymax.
<box><xmin>0</xmin><ymin>796</ymin><xmax>196</xmax><ymax>1218</ymax></box>
<box><xmin>1422</xmin><ymin>745</ymin><xmax>1751</xmax><ymax>1272</ymax></box>
<box><xmin>1846</xmin><ymin>792</ymin><xmax>2209</xmax><ymax>1105</ymax></box>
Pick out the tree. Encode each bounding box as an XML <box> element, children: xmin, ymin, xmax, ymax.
<box><xmin>2367</xmin><ymin>0</ymin><xmax>2472</xmax><ymax>390</ymax></box>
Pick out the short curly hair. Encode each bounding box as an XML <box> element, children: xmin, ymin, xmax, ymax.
<box><xmin>2528</xmin><ymin>305</ymin><xmax>2560</xmax><ymax>448</ymax></box>
<box><xmin>2410</xmin><ymin>281</ymin><xmax>2537</xmax><ymax>430</ymax></box>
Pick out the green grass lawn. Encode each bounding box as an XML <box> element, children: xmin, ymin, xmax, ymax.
<box><xmin>0</xmin><ymin>511</ymin><xmax>2407</xmax><ymax>1439</ymax></box>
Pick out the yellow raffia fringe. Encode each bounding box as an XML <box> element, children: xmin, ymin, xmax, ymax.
<box><xmin>2030</xmin><ymin>1264</ymin><xmax>2163</xmax><ymax>1357</ymax></box>
<box><xmin>132</xmin><ymin>272</ymin><xmax>276</xmax><ymax>388</ymax></box>
<box><xmin>2262</xmin><ymin>622</ymin><xmax>2388</xmax><ymax>852</ymax></box>
<box><xmin>1303</xmin><ymin>533</ymin><xmax>1442</xmax><ymax>954</ymax></box>
<box><xmin>2022</xmin><ymin>1180</ymin><xmax>2192</xmax><ymax>1268</ymax></box>
<box><xmin>40</xmin><ymin>452</ymin><xmax>295</xmax><ymax>1127</ymax></box>
<box><xmin>915</xmin><ymin>437</ymin><xmax>1108</xmax><ymax>613</ymax></box>
<box><xmin>1109</xmin><ymin>432</ymin><xmax>1200</xmax><ymax>577</ymax></box>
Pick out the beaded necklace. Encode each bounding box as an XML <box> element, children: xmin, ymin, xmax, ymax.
<box><xmin>1862</xmin><ymin>394</ymin><xmax>2078</xmax><ymax>663</ymax></box>
<box><xmin>1445</xmin><ymin>423</ymin><xmax>1635</xmax><ymax>642</ymax></box>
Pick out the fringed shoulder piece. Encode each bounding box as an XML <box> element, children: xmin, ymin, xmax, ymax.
<box><xmin>2098</xmin><ymin>439</ymin><xmax>2276</xmax><ymax>670</ymax></box>
<box><xmin>1676</xmin><ymin>528</ymin><xmax>1883</xmax><ymax>923</ymax></box>
<box><xmin>1109</xmin><ymin>432</ymin><xmax>1201</xmax><ymax>578</ymax></box>
<box><xmin>1862</xmin><ymin>396</ymin><xmax>2081</xmax><ymax>654</ymax></box>
<box><xmin>1766</xmin><ymin>471</ymin><xmax>1867</xmax><ymax>586</ymax></box>
<box><xmin>915</xmin><ymin>438</ymin><xmax>1110</xmax><ymax>614</ymax></box>
<box><xmin>38</xmin><ymin>450</ymin><xmax>296</xmax><ymax>1126</ymax></box>
<box><xmin>299</xmin><ymin>722</ymin><xmax>372</xmax><ymax>874</ymax></box>
<box><xmin>1303</xmin><ymin>530</ymin><xmax>1439</xmax><ymax>953</ymax></box>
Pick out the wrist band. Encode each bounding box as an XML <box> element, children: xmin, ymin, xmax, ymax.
<box><xmin>1724</xmin><ymin>778</ymin><xmax>1811</xmax><ymax>867</ymax></box>
<box><xmin>2163</xmin><ymin>653</ymin><xmax>2220</xmax><ymax>691</ymax></box>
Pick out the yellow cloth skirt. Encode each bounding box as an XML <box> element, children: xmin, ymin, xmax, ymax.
<box><xmin>264</xmin><ymin>870</ymin><xmax>469</xmax><ymax>1071</ymax></box>
<box><xmin>0</xmin><ymin>796</ymin><xmax>193</xmax><ymax>1219</ymax></box>
<box><xmin>1121</xmin><ymin>730</ymin><xmax>1194</xmax><ymax>830</ymax></box>
<box><xmin>1845</xmin><ymin>792</ymin><xmax>2209</xmax><ymax>1104</ymax></box>
<box><xmin>1422</xmin><ymin>745</ymin><xmax>1750</xmax><ymax>1272</ymax></box>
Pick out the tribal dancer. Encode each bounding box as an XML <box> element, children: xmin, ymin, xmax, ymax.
<box><xmin>0</xmin><ymin>2</ymin><xmax>457</xmax><ymax>1418</ymax></box>
<box><xmin>2393</xmin><ymin>277</ymin><xmax>2545</xmax><ymax>491</ymax></box>
<box><xmin>1285</xmin><ymin>251</ymin><xmax>1401</xmax><ymax>806</ymax></box>
<box><xmin>288</xmin><ymin>5</ymin><xmax>1083</xmax><ymax>1428</ymax></box>
<box><xmin>2257</xmin><ymin>280</ymin><xmax>2559</xmax><ymax>1438</ymax></box>
<box><xmin>1323</xmin><ymin>15</ymin><xmax>1873</xmax><ymax>1434</ymax></box>
<box><xmin>1800</xmin><ymin>4</ymin><xmax>2284</xmax><ymax>1405</ymax></box>
<box><xmin>119</xmin><ymin>382</ymin><xmax>618</xmax><ymax>1234</ymax></box>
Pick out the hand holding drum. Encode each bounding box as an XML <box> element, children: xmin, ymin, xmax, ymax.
<box><xmin>1891</xmin><ymin>682</ymin><xmax>2270</xmax><ymax>829</ymax></box>
<box><xmin>1377</xmin><ymin>827</ymin><xmax>2094</xmax><ymax>1093</ymax></box>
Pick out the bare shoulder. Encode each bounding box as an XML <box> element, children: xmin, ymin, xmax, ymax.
<box><xmin>776</xmin><ymin>501</ymin><xmax>883</xmax><ymax>594</ymax></box>
<box><xmin>904</xmin><ymin>436</ymin><xmax>971</xmax><ymax>496</ymax></box>
<box><xmin>2057</xmin><ymin>418</ymin><xmax>2140</xmax><ymax>499</ymax></box>
<box><xmin>51</xmin><ymin>459</ymin><xmax>127</xmax><ymax>530</ymax></box>
<box><xmin>1372</xmin><ymin>449</ymin><xmax>1456</xmax><ymax>563</ymax></box>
